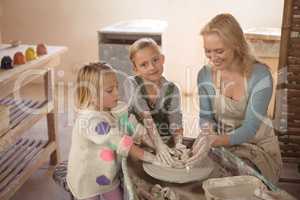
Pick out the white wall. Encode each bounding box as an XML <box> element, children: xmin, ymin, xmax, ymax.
<box><xmin>1</xmin><ymin>0</ymin><xmax>284</xmax><ymax>93</ymax></box>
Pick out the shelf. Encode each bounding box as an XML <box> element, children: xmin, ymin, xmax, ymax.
<box><xmin>0</xmin><ymin>138</ymin><xmax>56</xmax><ymax>200</ymax></box>
<box><xmin>0</xmin><ymin>45</ymin><xmax>67</xmax><ymax>85</ymax></box>
<box><xmin>0</xmin><ymin>44</ymin><xmax>65</xmax><ymax>199</ymax></box>
<box><xmin>0</xmin><ymin>98</ymin><xmax>53</xmax><ymax>152</ymax></box>
<box><xmin>0</xmin><ymin>45</ymin><xmax>67</xmax><ymax>99</ymax></box>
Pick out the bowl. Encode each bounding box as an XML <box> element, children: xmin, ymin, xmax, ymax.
<box><xmin>143</xmin><ymin>156</ymin><xmax>214</xmax><ymax>183</ymax></box>
<box><xmin>202</xmin><ymin>175</ymin><xmax>264</xmax><ymax>200</ymax></box>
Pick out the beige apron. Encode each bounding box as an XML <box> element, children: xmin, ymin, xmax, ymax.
<box><xmin>213</xmin><ymin>70</ymin><xmax>282</xmax><ymax>184</ymax></box>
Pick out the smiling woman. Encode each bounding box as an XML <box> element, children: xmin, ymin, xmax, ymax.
<box><xmin>203</xmin><ymin>33</ymin><xmax>234</xmax><ymax>71</ymax></box>
<box><xmin>191</xmin><ymin>13</ymin><xmax>283</xmax><ymax>185</ymax></box>
<box><xmin>201</xmin><ymin>13</ymin><xmax>255</xmax><ymax>75</ymax></box>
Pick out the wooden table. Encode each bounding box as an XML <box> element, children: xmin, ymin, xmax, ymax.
<box><xmin>0</xmin><ymin>44</ymin><xmax>67</xmax><ymax>200</ymax></box>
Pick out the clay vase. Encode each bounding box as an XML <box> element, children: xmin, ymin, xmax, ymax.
<box><xmin>1</xmin><ymin>56</ymin><xmax>13</xmax><ymax>69</ymax></box>
<box><xmin>36</xmin><ymin>43</ymin><xmax>47</xmax><ymax>56</ymax></box>
<box><xmin>13</xmin><ymin>52</ymin><xmax>26</xmax><ymax>65</ymax></box>
<box><xmin>25</xmin><ymin>47</ymin><xmax>37</xmax><ymax>61</ymax></box>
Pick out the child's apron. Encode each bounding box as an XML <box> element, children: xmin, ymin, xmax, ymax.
<box><xmin>213</xmin><ymin>70</ymin><xmax>282</xmax><ymax>183</ymax></box>
<box><xmin>130</xmin><ymin>76</ymin><xmax>175</xmax><ymax>144</ymax></box>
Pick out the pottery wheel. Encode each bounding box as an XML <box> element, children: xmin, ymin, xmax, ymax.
<box><xmin>143</xmin><ymin>157</ymin><xmax>214</xmax><ymax>183</ymax></box>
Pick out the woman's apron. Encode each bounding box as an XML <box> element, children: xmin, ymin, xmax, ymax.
<box><xmin>213</xmin><ymin>70</ymin><xmax>282</xmax><ymax>183</ymax></box>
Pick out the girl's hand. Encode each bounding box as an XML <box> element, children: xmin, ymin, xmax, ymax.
<box><xmin>143</xmin><ymin>151</ymin><xmax>166</xmax><ymax>167</ymax></box>
<box><xmin>155</xmin><ymin>141</ymin><xmax>174</xmax><ymax>166</ymax></box>
<box><xmin>142</xmin><ymin>115</ymin><xmax>175</xmax><ymax>166</ymax></box>
<box><xmin>128</xmin><ymin>114</ymin><xmax>138</xmax><ymax>126</ymax></box>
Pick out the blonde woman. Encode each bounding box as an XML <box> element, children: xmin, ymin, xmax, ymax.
<box><xmin>66</xmin><ymin>62</ymin><xmax>159</xmax><ymax>200</ymax></box>
<box><xmin>187</xmin><ymin>13</ymin><xmax>282</xmax><ymax>184</ymax></box>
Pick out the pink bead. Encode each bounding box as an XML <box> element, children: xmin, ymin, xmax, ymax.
<box><xmin>121</xmin><ymin>135</ymin><xmax>133</xmax><ymax>149</ymax></box>
<box><xmin>100</xmin><ymin>148</ymin><xmax>115</xmax><ymax>161</ymax></box>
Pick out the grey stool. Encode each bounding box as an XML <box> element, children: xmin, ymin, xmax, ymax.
<box><xmin>52</xmin><ymin>160</ymin><xmax>75</xmax><ymax>200</ymax></box>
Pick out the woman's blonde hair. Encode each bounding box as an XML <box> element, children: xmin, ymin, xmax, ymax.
<box><xmin>76</xmin><ymin>62</ymin><xmax>113</xmax><ymax>109</ymax></box>
<box><xmin>129</xmin><ymin>38</ymin><xmax>161</xmax><ymax>64</ymax></box>
<box><xmin>201</xmin><ymin>13</ymin><xmax>256</xmax><ymax>76</ymax></box>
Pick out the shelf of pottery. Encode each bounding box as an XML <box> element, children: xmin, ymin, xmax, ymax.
<box><xmin>0</xmin><ymin>43</ymin><xmax>67</xmax><ymax>200</ymax></box>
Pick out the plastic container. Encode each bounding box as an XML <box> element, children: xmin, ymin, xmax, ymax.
<box><xmin>202</xmin><ymin>175</ymin><xmax>264</xmax><ymax>200</ymax></box>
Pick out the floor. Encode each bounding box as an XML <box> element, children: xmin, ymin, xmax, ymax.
<box><xmin>6</xmin><ymin>83</ymin><xmax>300</xmax><ymax>200</ymax></box>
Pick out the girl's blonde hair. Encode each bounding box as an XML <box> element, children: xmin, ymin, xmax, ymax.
<box><xmin>201</xmin><ymin>13</ymin><xmax>256</xmax><ymax>76</ymax></box>
<box><xmin>76</xmin><ymin>62</ymin><xmax>113</xmax><ymax>109</ymax></box>
<box><xmin>129</xmin><ymin>38</ymin><xmax>161</xmax><ymax>64</ymax></box>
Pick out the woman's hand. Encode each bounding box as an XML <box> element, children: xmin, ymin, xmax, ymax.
<box><xmin>185</xmin><ymin>134</ymin><xmax>217</xmax><ymax>168</ymax></box>
<box><xmin>186</xmin><ymin>125</ymin><xmax>231</xmax><ymax>168</ymax></box>
<box><xmin>192</xmin><ymin>121</ymin><xmax>216</xmax><ymax>153</ymax></box>
<box><xmin>185</xmin><ymin>121</ymin><xmax>218</xmax><ymax>168</ymax></box>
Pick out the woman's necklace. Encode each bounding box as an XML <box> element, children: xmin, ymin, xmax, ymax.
<box><xmin>221</xmin><ymin>71</ymin><xmax>245</xmax><ymax>101</ymax></box>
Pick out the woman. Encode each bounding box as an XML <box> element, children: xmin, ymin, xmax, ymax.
<box><xmin>187</xmin><ymin>13</ymin><xmax>282</xmax><ymax>184</ymax></box>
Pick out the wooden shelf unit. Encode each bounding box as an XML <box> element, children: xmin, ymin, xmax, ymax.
<box><xmin>0</xmin><ymin>98</ymin><xmax>51</xmax><ymax>152</ymax></box>
<box><xmin>0</xmin><ymin>44</ymin><xmax>67</xmax><ymax>200</ymax></box>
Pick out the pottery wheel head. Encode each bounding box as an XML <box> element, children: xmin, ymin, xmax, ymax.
<box><xmin>143</xmin><ymin>157</ymin><xmax>214</xmax><ymax>183</ymax></box>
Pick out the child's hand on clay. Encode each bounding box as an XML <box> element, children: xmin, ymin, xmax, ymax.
<box><xmin>143</xmin><ymin>151</ymin><xmax>167</xmax><ymax>167</ymax></box>
<box><xmin>142</xmin><ymin>113</ymin><xmax>175</xmax><ymax>166</ymax></box>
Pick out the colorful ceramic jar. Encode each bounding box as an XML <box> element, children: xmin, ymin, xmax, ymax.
<box><xmin>36</xmin><ymin>43</ymin><xmax>48</xmax><ymax>56</ymax></box>
<box><xmin>25</xmin><ymin>47</ymin><xmax>37</xmax><ymax>61</ymax></box>
<box><xmin>13</xmin><ymin>52</ymin><xmax>26</xmax><ymax>65</ymax></box>
<box><xmin>1</xmin><ymin>56</ymin><xmax>13</xmax><ymax>69</ymax></box>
